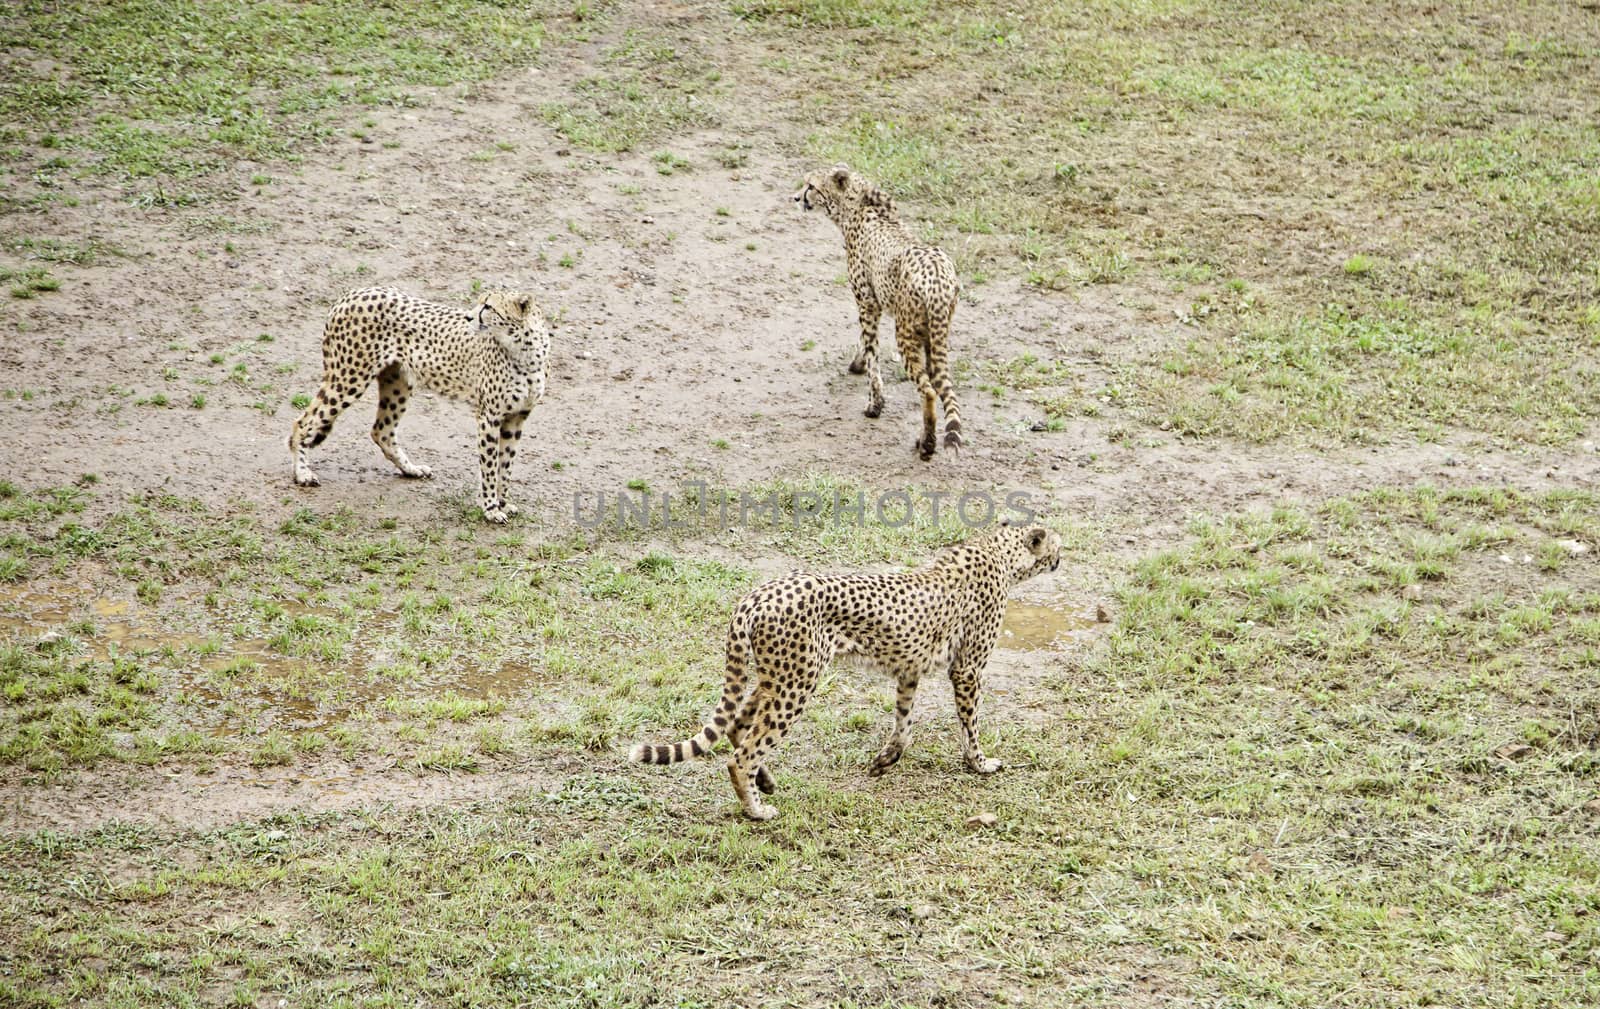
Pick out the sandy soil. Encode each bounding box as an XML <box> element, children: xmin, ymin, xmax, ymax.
<box><xmin>1</xmin><ymin>9</ymin><xmax>1595</xmax><ymax>833</ymax></box>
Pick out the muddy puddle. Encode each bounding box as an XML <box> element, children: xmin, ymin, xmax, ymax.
<box><xmin>999</xmin><ymin>600</ymin><xmax>1102</xmax><ymax>651</ymax></box>
<box><xmin>0</xmin><ymin>581</ymin><xmax>542</xmax><ymax>734</ymax></box>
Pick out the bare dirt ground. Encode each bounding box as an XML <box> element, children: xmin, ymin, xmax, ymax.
<box><xmin>3</xmin><ymin>753</ymin><xmax>537</xmax><ymax>833</ymax></box>
<box><xmin>1</xmin><ymin>8</ymin><xmax>1596</xmax><ymax>837</ymax></box>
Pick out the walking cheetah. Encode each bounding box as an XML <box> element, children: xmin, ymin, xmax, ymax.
<box><xmin>794</xmin><ymin>163</ymin><xmax>964</xmax><ymax>460</ymax></box>
<box><xmin>288</xmin><ymin>286</ymin><xmax>551</xmax><ymax>523</ymax></box>
<box><xmin>630</xmin><ymin>522</ymin><xmax>1062</xmax><ymax>820</ymax></box>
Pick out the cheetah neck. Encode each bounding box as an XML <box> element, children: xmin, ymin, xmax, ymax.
<box><xmin>490</xmin><ymin>329</ymin><xmax>545</xmax><ymax>370</ymax></box>
<box><xmin>841</xmin><ymin>205</ymin><xmax>912</xmax><ymax>250</ymax></box>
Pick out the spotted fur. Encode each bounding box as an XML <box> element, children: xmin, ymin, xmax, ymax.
<box><xmin>288</xmin><ymin>286</ymin><xmax>551</xmax><ymax>523</ymax></box>
<box><xmin>794</xmin><ymin>163</ymin><xmax>964</xmax><ymax>460</ymax></box>
<box><xmin>630</xmin><ymin>523</ymin><xmax>1062</xmax><ymax>820</ymax></box>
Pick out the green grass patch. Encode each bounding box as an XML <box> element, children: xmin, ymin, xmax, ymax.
<box><xmin>0</xmin><ymin>477</ymin><xmax>1100</xmax><ymax>773</ymax></box>
<box><xmin>0</xmin><ymin>0</ymin><xmax>560</xmax><ymax>180</ymax></box>
<box><xmin>740</xmin><ymin>0</ymin><xmax>1600</xmax><ymax>444</ymax></box>
<box><xmin>1136</xmin><ymin>304</ymin><xmax>1595</xmax><ymax>445</ymax></box>
<box><xmin>1</xmin><ymin>486</ymin><xmax>1596</xmax><ymax>1005</ymax></box>
<box><xmin>539</xmin><ymin>31</ymin><xmax>716</xmax><ymax>152</ymax></box>
<box><xmin>0</xmin><ymin>264</ymin><xmax>60</xmax><ymax>298</ymax></box>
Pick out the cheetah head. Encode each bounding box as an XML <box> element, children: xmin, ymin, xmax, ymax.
<box><xmin>996</xmin><ymin>522</ymin><xmax>1062</xmax><ymax>586</ymax></box>
<box><xmin>476</xmin><ymin>289</ymin><xmax>550</xmax><ymax>355</ymax></box>
<box><xmin>475</xmin><ymin>289</ymin><xmax>539</xmax><ymax>331</ymax></box>
<box><xmin>792</xmin><ymin>163</ymin><xmax>895</xmax><ymax>225</ymax></box>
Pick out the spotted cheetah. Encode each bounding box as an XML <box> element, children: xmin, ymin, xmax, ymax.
<box><xmin>794</xmin><ymin>163</ymin><xmax>964</xmax><ymax>460</ymax></box>
<box><xmin>630</xmin><ymin>523</ymin><xmax>1061</xmax><ymax>820</ymax></box>
<box><xmin>288</xmin><ymin>286</ymin><xmax>551</xmax><ymax>523</ymax></box>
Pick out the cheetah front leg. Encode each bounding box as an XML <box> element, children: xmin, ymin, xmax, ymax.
<box><xmin>868</xmin><ymin>662</ymin><xmax>924</xmax><ymax>777</ymax></box>
<box><xmin>475</xmin><ymin>413</ymin><xmax>507</xmax><ymax>523</ymax></box>
<box><xmin>372</xmin><ymin>363</ymin><xmax>433</xmax><ymax>480</ymax></box>
<box><xmin>848</xmin><ymin>303</ymin><xmax>887</xmax><ymax>419</ymax></box>
<box><xmin>494</xmin><ymin>409</ymin><xmax>530</xmax><ymax>518</ymax></box>
<box><xmin>949</xmin><ymin>644</ymin><xmax>1002</xmax><ymax>774</ymax></box>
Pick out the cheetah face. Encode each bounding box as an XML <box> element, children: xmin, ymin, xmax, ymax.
<box><xmin>791</xmin><ymin>169</ymin><xmax>839</xmax><ymax>220</ymax></box>
<box><xmin>793</xmin><ymin>163</ymin><xmax>890</xmax><ymax>225</ymax></box>
<box><xmin>476</xmin><ymin>290</ymin><xmax>535</xmax><ymax>331</ymax></box>
<box><xmin>1001</xmin><ymin>524</ymin><xmax>1063</xmax><ymax>585</ymax></box>
<box><xmin>475</xmin><ymin>289</ymin><xmax>550</xmax><ymax>350</ymax></box>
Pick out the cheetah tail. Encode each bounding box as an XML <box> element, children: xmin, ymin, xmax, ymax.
<box><xmin>928</xmin><ymin>310</ymin><xmax>964</xmax><ymax>451</ymax></box>
<box><xmin>628</xmin><ymin>606</ymin><xmax>754</xmax><ymax>765</ymax></box>
<box><xmin>628</xmin><ymin>726</ymin><xmax>717</xmax><ymax>765</ymax></box>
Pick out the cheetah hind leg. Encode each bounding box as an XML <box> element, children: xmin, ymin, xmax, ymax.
<box><xmin>372</xmin><ymin>363</ymin><xmax>432</xmax><ymax>480</ymax></box>
<box><xmin>896</xmin><ymin>329</ymin><xmax>938</xmax><ymax>459</ymax></box>
<box><xmin>290</xmin><ymin>377</ymin><xmax>367</xmax><ymax>487</ymax></box>
<box><xmin>726</xmin><ymin>693</ymin><xmax>778</xmax><ymax>794</ymax></box>
<box><xmin>928</xmin><ymin>339</ymin><xmax>963</xmax><ymax>454</ymax></box>
<box><xmin>727</xmin><ymin>762</ymin><xmax>776</xmax><ymax>820</ymax></box>
<box><xmin>912</xmin><ymin>368</ymin><xmax>939</xmax><ymax>461</ymax></box>
<box><xmin>728</xmin><ymin>690</ymin><xmax>794</xmax><ymax>820</ymax></box>
<box><xmin>288</xmin><ymin>389</ymin><xmax>333</xmax><ymax>486</ymax></box>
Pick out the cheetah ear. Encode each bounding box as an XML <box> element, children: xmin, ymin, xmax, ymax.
<box><xmin>516</xmin><ymin>294</ymin><xmax>531</xmax><ymax>316</ymax></box>
<box><xmin>1028</xmin><ymin>529</ymin><xmax>1046</xmax><ymax>551</ymax></box>
<box><xmin>831</xmin><ymin>164</ymin><xmax>850</xmax><ymax>188</ymax></box>
<box><xmin>863</xmin><ymin>186</ymin><xmax>894</xmax><ymax>211</ymax></box>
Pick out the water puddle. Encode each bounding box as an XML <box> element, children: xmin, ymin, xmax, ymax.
<box><xmin>453</xmin><ymin>660</ymin><xmax>550</xmax><ymax>697</ymax></box>
<box><xmin>0</xmin><ymin>583</ymin><xmax>81</xmax><ymax>629</ymax></box>
<box><xmin>999</xmin><ymin>600</ymin><xmax>1100</xmax><ymax>651</ymax></box>
<box><xmin>92</xmin><ymin>598</ymin><xmax>130</xmax><ymax>618</ymax></box>
<box><xmin>1</xmin><ymin>583</ymin><xmax>215</xmax><ymax>657</ymax></box>
<box><xmin>238</xmin><ymin>766</ymin><xmax>368</xmax><ymax>793</ymax></box>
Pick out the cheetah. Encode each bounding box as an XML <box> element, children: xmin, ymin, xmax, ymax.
<box><xmin>794</xmin><ymin>163</ymin><xmax>964</xmax><ymax>460</ymax></box>
<box><xmin>630</xmin><ymin>522</ymin><xmax>1061</xmax><ymax>820</ymax></box>
<box><xmin>288</xmin><ymin>286</ymin><xmax>551</xmax><ymax>523</ymax></box>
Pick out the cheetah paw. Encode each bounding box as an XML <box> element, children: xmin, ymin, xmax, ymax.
<box><xmin>867</xmin><ymin>749</ymin><xmax>904</xmax><ymax>777</ymax></box>
<box><xmin>743</xmin><ymin>802</ymin><xmax>779</xmax><ymax>821</ymax></box>
<box><xmin>503</xmin><ymin>502</ymin><xmax>519</xmax><ymax>517</ymax></box>
<box><xmin>402</xmin><ymin>464</ymin><xmax>433</xmax><ymax>480</ymax></box>
<box><xmin>969</xmin><ymin>757</ymin><xmax>1002</xmax><ymax>775</ymax></box>
<box><xmin>482</xmin><ymin>507</ymin><xmax>509</xmax><ymax>524</ymax></box>
<box><xmin>293</xmin><ymin>471</ymin><xmax>321</xmax><ymax>488</ymax></box>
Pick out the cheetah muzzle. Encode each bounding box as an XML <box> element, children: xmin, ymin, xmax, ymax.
<box><xmin>630</xmin><ymin>523</ymin><xmax>1063</xmax><ymax>820</ymax></box>
<box><xmin>287</xmin><ymin>286</ymin><xmax>552</xmax><ymax>523</ymax></box>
